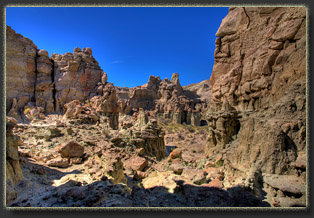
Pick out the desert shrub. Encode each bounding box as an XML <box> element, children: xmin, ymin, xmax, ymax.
<box><xmin>24</xmin><ymin>108</ymin><xmax>31</xmax><ymax>115</ymax></box>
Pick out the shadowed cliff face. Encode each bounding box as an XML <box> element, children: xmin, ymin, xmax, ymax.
<box><xmin>205</xmin><ymin>7</ymin><xmax>306</xmax><ymax>206</ymax></box>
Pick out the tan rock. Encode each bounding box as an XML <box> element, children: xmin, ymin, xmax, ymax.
<box><xmin>57</xmin><ymin>141</ymin><xmax>84</xmax><ymax>158</ymax></box>
<box><xmin>204</xmin><ymin>178</ymin><xmax>223</xmax><ymax>189</ymax></box>
<box><xmin>206</xmin><ymin>7</ymin><xmax>306</xmax><ymax>203</ymax></box>
<box><xmin>181</xmin><ymin>168</ymin><xmax>207</xmax><ymax>185</ymax></box>
<box><xmin>70</xmin><ymin>157</ymin><xmax>82</xmax><ymax>164</ymax></box>
<box><xmin>47</xmin><ymin>157</ymin><xmax>69</xmax><ymax>168</ymax></box>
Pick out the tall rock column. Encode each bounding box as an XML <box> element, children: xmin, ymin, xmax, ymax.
<box><xmin>35</xmin><ymin>49</ymin><xmax>54</xmax><ymax>113</ymax></box>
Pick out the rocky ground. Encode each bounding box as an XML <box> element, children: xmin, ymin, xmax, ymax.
<box><xmin>7</xmin><ymin>112</ymin><xmax>271</xmax><ymax>207</ymax></box>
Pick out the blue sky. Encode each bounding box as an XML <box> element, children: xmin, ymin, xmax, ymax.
<box><xmin>6</xmin><ymin>7</ymin><xmax>228</xmax><ymax>88</ymax></box>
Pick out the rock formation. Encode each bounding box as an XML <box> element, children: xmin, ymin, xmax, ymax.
<box><xmin>5</xmin><ymin>7</ymin><xmax>307</xmax><ymax>207</ymax></box>
<box><xmin>183</xmin><ymin>79</ymin><xmax>212</xmax><ymax>104</ymax></box>
<box><xmin>6</xmin><ymin>117</ymin><xmax>24</xmax><ymax>203</ymax></box>
<box><xmin>6</xmin><ymin>26</ymin><xmax>37</xmax><ymax>119</ymax></box>
<box><xmin>205</xmin><ymin>7</ymin><xmax>306</xmax><ymax>206</ymax></box>
<box><xmin>116</xmin><ymin>74</ymin><xmax>207</xmax><ymax>126</ymax></box>
<box><xmin>51</xmin><ymin>48</ymin><xmax>105</xmax><ymax>112</ymax></box>
<box><xmin>120</xmin><ymin>108</ymin><xmax>166</xmax><ymax>160</ymax></box>
<box><xmin>6</xmin><ymin>25</ymin><xmax>107</xmax><ymax>117</ymax></box>
<box><xmin>35</xmin><ymin>49</ymin><xmax>54</xmax><ymax>113</ymax></box>
<box><xmin>89</xmin><ymin>82</ymin><xmax>120</xmax><ymax>129</ymax></box>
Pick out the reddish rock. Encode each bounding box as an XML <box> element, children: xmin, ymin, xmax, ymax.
<box><xmin>51</xmin><ymin>47</ymin><xmax>105</xmax><ymax>112</ymax></box>
<box><xmin>57</xmin><ymin>141</ymin><xmax>84</xmax><ymax>158</ymax></box>
<box><xmin>168</xmin><ymin>149</ymin><xmax>182</xmax><ymax>160</ymax></box>
<box><xmin>204</xmin><ymin>178</ymin><xmax>223</xmax><ymax>189</ymax></box>
<box><xmin>124</xmin><ymin>156</ymin><xmax>148</xmax><ymax>172</ymax></box>
<box><xmin>205</xmin><ymin>160</ymin><xmax>216</xmax><ymax>168</ymax></box>
<box><xmin>215</xmin><ymin>154</ymin><xmax>223</xmax><ymax>163</ymax></box>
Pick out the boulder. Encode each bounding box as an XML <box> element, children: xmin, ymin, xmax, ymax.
<box><xmin>124</xmin><ymin>156</ymin><xmax>148</xmax><ymax>172</ymax></box>
<box><xmin>57</xmin><ymin>141</ymin><xmax>84</xmax><ymax>158</ymax></box>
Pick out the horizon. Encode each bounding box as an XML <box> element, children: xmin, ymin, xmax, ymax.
<box><xmin>6</xmin><ymin>7</ymin><xmax>229</xmax><ymax>88</ymax></box>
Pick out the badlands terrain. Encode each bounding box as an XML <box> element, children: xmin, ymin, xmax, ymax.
<box><xmin>6</xmin><ymin>7</ymin><xmax>307</xmax><ymax>207</ymax></box>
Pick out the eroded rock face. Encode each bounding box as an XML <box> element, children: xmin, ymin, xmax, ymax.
<box><xmin>117</xmin><ymin>73</ymin><xmax>206</xmax><ymax>126</ymax></box>
<box><xmin>210</xmin><ymin>7</ymin><xmax>306</xmax><ymax>110</ymax></box>
<box><xmin>6</xmin><ymin>26</ymin><xmax>37</xmax><ymax>119</ymax></box>
<box><xmin>90</xmin><ymin>83</ymin><xmax>119</xmax><ymax>130</ymax></box>
<box><xmin>119</xmin><ymin>109</ymin><xmax>166</xmax><ymax>160</ymax></box>
<box><xmin>51</xmin><ymin>48</ymin><xmax>105</xmax><ymax>112</ymax></box>
<box><xmin>206</xmin><ymin>7</ymin><xmax>306</xmax><ymax>205</ymax></box>
<box><xmin>35</xmin><ymin>49</ymin><xmax>54</xmax><ymax>113</ymax></box>
<box><xmin>6</xmin><ymin>117</ymin><xmax>24</xmax><ymax>204</ymax></box>
<box><xmin>86</xmin><ymin>142</ymin><xmax>127</xmax><ymax>184</ymax></box>
<box><xmin>6</xmin><ymin>26</ymin><xmax>108</xmax><ymax>117</ymax></box>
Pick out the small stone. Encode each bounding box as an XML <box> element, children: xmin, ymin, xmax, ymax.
<box><xmin>168</xmin><ymin>149</ymin><xmax>182</xmax><ymax>160</ymax></box>
<box><xmin>47</xmin><ymin>157</ymin><xmax>69</xmax><ymax>168</ymax></box>
<box><xmin>70</xmin><ymin>157</ymin><xmax>82</xmax><ymax>164</ymax></box>
<box><xmin>134</xmin><ymin>171</ymin><xmax>148</xmax><ymax>180</ymax></box>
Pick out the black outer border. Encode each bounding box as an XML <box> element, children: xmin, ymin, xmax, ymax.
<box><xmin>0</xmin><ymin>0</ymin><xmax>312</xmax><ymax>217</ymax></box>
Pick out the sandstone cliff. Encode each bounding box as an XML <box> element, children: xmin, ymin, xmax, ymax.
<box><xmin>6</xmin><ymin>26</ymin><xmax>37</xmax><ymax>117</ymax></box>
<box><xmin>206</xmin><ymin>7</ymin><xmax>306</xmax><ymax>206</ymax></box>
<box><xmin>6</xmin><ymin>26</ymin><xmax>107</xmax><ymax>120</ymax></box>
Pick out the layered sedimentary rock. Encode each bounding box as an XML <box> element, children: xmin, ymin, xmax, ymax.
<box><xmin>206</xmin><ymin>7</ymin><xmax>306</xmax><ymax>204</ymax></box>
<box><xmin>6</xmin><ymin>26</ymin><xmax>107</xmax><ymax>117</ymax></box>
<box><xmin>6</xmin><ymin>26</ymin><xmax>37</xmax><ymax>118</ymax></box>
<box><xmin>35</xmin><ymin>49</ymin><xmax>54</xmax><ymax>113</ymax></box>
<box><xmin>51</xmin><ymin>47</ymin><xmax>106</xmax><ymax>112</ymax></box>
